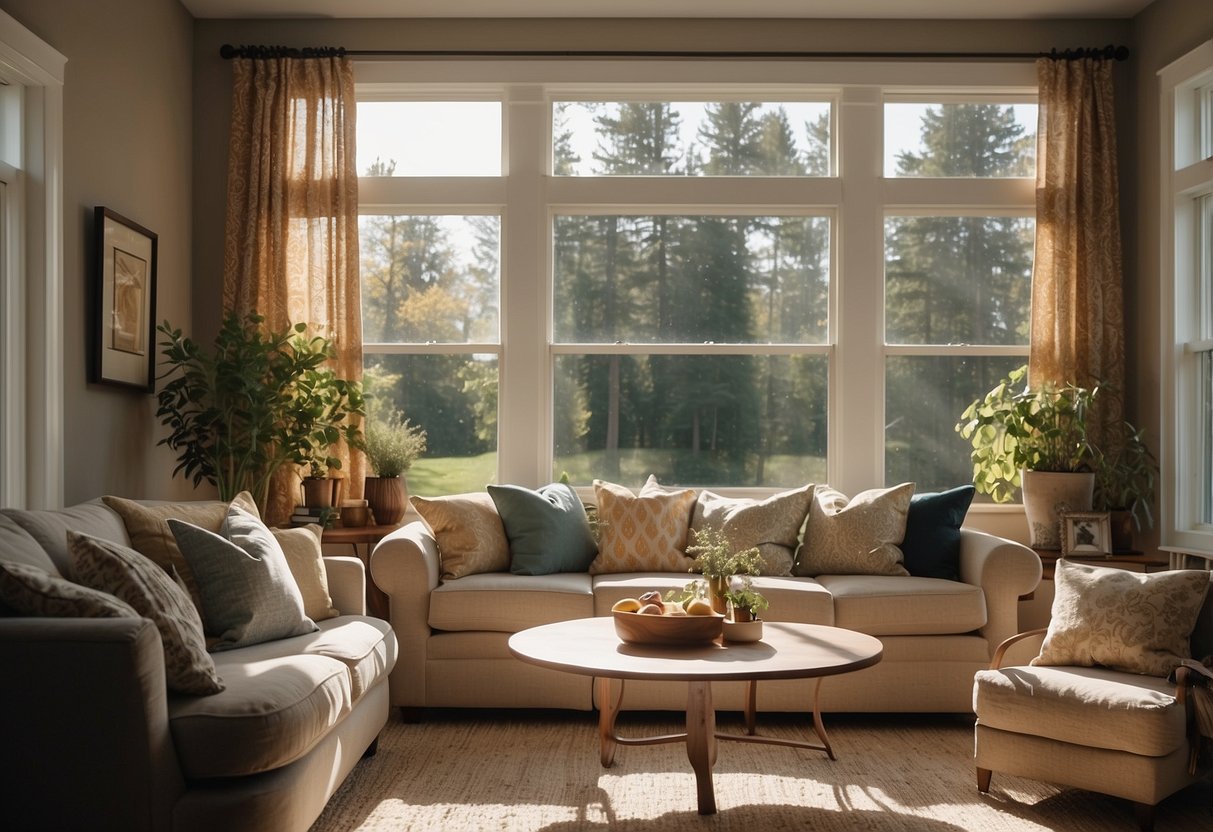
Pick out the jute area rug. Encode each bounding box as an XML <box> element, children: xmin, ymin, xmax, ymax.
<box><xmin>311</xmin><ymin>710</ymin><xmax>1211</xmax><ymax>832</ymax></box>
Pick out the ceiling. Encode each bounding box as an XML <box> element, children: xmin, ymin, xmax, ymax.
<box><xmin>180</xmin><ymin>0</ymin><xmax>1156</xmax><ymax>21</ymax></box>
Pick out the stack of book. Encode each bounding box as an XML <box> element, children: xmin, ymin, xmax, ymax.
<box><xmin>290</xmin><ymin>505</ymin><xmax>335</xmax><ymax>527</ymax></box>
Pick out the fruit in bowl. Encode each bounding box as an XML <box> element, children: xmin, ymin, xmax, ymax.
<box><xmin>611</xmin><ymin>591</ymin><xmax>724</xmax><ymax>645</ymax></box>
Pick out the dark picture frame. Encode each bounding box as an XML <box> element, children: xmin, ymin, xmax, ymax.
<box><xmin>1060</xmin><ymin>511</ymin><xmax>1113</xmax><ymax>557</ymax></box>
<box><xmin>90</xmin><ymin>207</ymin><xmax>157</xmax><ymax>392</ymax></box>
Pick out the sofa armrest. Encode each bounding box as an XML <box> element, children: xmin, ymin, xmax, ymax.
<box><xmin>0</xmin><ymin>617</ymin><xmax>184</xmax><ymax>830</ymax></box>
<box><xmin>370</xmin><ymin>520</ymin><xmax>441</xmax><ymax>708</ymax></box>
<box><xmin>958</xmin><ymin>528</ymin><xmax>1042</xmax><ymax>656</ymax></box>
<box><xmin>323</xmin><ymin>555</ymin><xmax>366</xmax><ymax>616</ymax></box>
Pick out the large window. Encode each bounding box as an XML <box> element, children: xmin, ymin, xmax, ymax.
<box><xmin>356</xmin><ymin>61</ymin><xmax>1035</xmax><ymax>498</ymax></box>
<box><xmin>1161</xmin><ymin>40</ymin><xmax>1213</xmax><ymax>555</ymax></box>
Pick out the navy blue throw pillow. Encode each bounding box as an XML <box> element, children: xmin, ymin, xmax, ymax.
<box><xmin>487</xmin><ymin>483</ymin><xmax>598</xmax><ymax>575</ymax></box>
<box><xmin>901</xmin><ymin>485</ymin><xmax>976</xmax><ymax>580</ymax></box>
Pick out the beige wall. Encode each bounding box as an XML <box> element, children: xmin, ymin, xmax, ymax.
<box><xmin>0</xmin><ymin>0</ymin><xmax>198</xmax><ymax>504</ymax></box>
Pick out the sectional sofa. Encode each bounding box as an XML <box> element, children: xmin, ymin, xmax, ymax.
<box><xmin>371</xmin><ymin>480</ymin><xmax>1042</xmax><ymax>716</ymax></box>
<box><xmin>0</xmin><ymin>498</ymin><xmax>397</xmax><ymax>832</ymax></box>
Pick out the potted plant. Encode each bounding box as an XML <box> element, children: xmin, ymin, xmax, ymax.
<box><xmin>722</xmin><ymin>577</ymin><xmax>768</xmax><ymax>642</ymax></box>
<box><xmin>155</xmin><ymin>312</ymin><xmax>364</xmax><ymax>523</ymax></box>
<box><xmin>1092</xmin><ymin>420</ymin><xmax>1158</xmax><ymax>551</ymax></box>
<box><xmin>956</xmin><ymin>363</ymin><xmax>1098</xmax><ymax>549</ymax></box>
<box><xmin>684</xmin><ymin>526</ymin><xmax>763</xmax><ymax>614</ymax></box>
<box><xmin>362</xmin><ymin>408</ymin><xmax>427</xmax><ymax>525</ymax></box>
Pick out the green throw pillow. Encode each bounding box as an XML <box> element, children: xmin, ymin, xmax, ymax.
<box><xmin>487</xmin><ymin>483</ymin><xmax>598</xmax><ymax>575</ymax></box>
<box><xmin>901</xmin><ymin>485</ymin><xmax>975</xmax><ymax>580</ymax></box>
<box><xmin>168</xmin><ymin>505</ymin><xmax>317</xmax><ymax>650</ymax></box>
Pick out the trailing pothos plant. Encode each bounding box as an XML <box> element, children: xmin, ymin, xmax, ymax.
<box><xmin>155</xmin><ymin>312</ymin><xmax>364</xmax><ymax>514</ymax></box>
<box><xmin>955</xmin><ymin>364</ymin><xmax>1098</xmax><ymax>503</ymax></box>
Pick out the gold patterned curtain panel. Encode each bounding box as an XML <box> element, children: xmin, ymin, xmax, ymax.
<box><xmin>1029</xmin><ymin>56</ymin><xmax>1125</xmax><ymax>447</ymax></box>
<box><xmin>223</xmin><ymin>55</ymin><xmax>363</xmax><ymax>525</ymax></box>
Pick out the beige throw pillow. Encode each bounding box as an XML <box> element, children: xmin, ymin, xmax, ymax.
<box><xmin>1032</xmin><ymin>559</ymin><xmax>1211</xmax><ymax>677</ymax></box>
<box><xmin>588</xmin><ymin>478</ymin><xmax>697</xmax><ymax>575</ymax></box>
<box><xmin>691</xmin><ymin>484</ymin><xmax>815</xmax><ymax>577</ymax></box>
<box><xmin>412</xmin><ymin>493</ymin><xmax>510</xmax><ymax>580</ymax></box>
<box><xmin>103</xmin><ymin>492</ymin><xmax>259</xmax><ymax>612</ymax></box>
<box><xmin>795</xmin><ymin>483</ymin><xmax>914</xmax><ymax>577</ymax></box>
<box><xmin>67</xmin><ymin>531</ymin><xmax>224</xmax><ymax>695</ymax></box>
<box><xmin>271</xmin><ymin>524</ymin><xmax>339</xmax><ymax>621</ymax></box>
<box><xmin>0</xmin><ymin>560</ymin><xmax>138</xmax><ymax>619</ymax></box>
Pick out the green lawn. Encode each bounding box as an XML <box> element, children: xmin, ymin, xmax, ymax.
<box><xmin>406</xmin><ymin>450</ymin><xmax>826</xmax><ymax>496</ymax></box>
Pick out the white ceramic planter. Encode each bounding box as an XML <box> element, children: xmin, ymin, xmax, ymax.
<box><xmin>1021</xmin><ymin>469</ymin><xmax>1094</xmax><ymax>550</ymax></box>
<box><xmin>722</xmin><ymin>619</ymin><xmax>763</xmax><ymax>643</ymax></box>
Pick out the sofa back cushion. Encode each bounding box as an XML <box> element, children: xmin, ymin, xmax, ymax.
<box><xmin>2</xmin><ymin>501</ymin><xmax>130</xmax><ymax>576</ymax></box>
<box><xmin>0</xmin><ymin>514</ymin><xmax>59</xmax><ymax>576</ymax></box>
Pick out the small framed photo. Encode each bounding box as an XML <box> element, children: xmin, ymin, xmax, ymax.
<box><xmin>90</xmin><ymin>207</ymin><xmax>157</xmax><ymax>392</ymax></box>
<box><xmin>1060</xmin><ymin>511</ymin><xmax>1113</xmax><ymax>557</ymax></box>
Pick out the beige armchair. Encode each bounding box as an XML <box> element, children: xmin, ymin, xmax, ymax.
<box><xmin>972</xmin><ymin>570</ymin><xmax>1213</xmax><ymax>832</ymax></box>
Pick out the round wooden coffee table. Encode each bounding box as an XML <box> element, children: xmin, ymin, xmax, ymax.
<box><xmin>508</xmin><ymin>618</ymin><xmax>883</xmax><ymax>815</ymax></box>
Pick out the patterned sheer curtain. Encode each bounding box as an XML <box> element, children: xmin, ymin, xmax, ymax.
<box><xmin>1029</xmin><ymin>56</ymin><xmax>1125</xmax><ymax>447</ymax></box>
<box><xmin>223</xmin><ymin>54</ymin><xmax>363</xmax><ymax>525</ymax></box>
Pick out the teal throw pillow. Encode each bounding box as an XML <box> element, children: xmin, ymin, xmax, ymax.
<box><xmin>487</xmin><ymin>483</ymin><xmax>598</xmax><ymax>575</ymax></box>
<box><xmin>168</xmin><ymin>505</ymin><xmax>317</xmax><ymax>650</ymax></box>
<box><xmin>901</xmin><ymin>485</ymin><xmax>975</xmax><ymax>580</ymax></box>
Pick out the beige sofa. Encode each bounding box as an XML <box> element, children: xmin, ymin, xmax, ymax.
<box><xmin>0</xmin><ymin>500</ymin><xmax>398</xmax><ymax>832</ymax></box>
<box><xmin>372</xmin><ymin>520</ymin><xmax>1040</xmax><ymax>715</ymax></box>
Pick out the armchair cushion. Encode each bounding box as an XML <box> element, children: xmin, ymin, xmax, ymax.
<box><xmin>1032</xmin><ymin>559</ymin><xmax>1211</xmax><ymax>677</ymax></box>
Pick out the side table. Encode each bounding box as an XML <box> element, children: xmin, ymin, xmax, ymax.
<box><xmin>1033</xmin><ymin>549</ymin><xmax>1169</xmax><ymax>581</ymax></box>
<box><xmin>320</xmin><ymin>524</ymin><xmax>401</xmax><ymax>619</ymax></box>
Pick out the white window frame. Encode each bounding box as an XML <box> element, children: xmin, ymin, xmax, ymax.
<box><xmin>1160</xmin><ymin>39</ymin><xmax>1213</xmax><ymax>556</ymax></box>
<box><xmin>355</xmin><ymin>59</ymin><xmax>1035</xmax><ymax>502</ymax></box>
<box><xmin>0</xmin><ymin>10</ymin><xmax>65</xmax><ymax>509</ymax></box>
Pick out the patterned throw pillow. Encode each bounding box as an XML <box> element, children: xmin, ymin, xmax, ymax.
<box><xmin>1031</xmin><ymin>559</ymin><xmax>1211</xmax><ymax>677</ymax></box>
<box><xmin>0</xmin><ymin>560</ymin><xmax>138</xmax><ymax>619</ymax></box>
<box><xmin>67</xmin><ymin>531</ymin><xmax>224</xmax><ymax>695</ymax></box>
<box><xmin>588</xmin><ymin>478</ymin><xmax>697</xmax><ymax>575</ymax></box>
<box><xmin>412</xmin><ymin>492</ymin><xmax>511</xmax><ymax>579</ymax></box>
<box><xmin>169</xmin><ymin>505</ymin><xmax>317</xmax><ymax>651</ymax></box>
<box><xmin>794</xmin><ymin>483</ymin><xmax>915</xmax><ymax>577</ymax></box>
<box><xmin>103</xmin><ymin>492</ymin><xmax>259</xmax><ymax>613</ymax></box>
<box><xmin>271</xmin><ymin>524</ymin><xmax>339</xmax><ymax>621</ymax></box>
<box><xmin>691</xmin><ymin>485</ymin><xmax>815</xmax><ymax>577</ymax></box>
<box><xmin>487</xmin><ymin>483</ymin><xmax>598</xmax><ymax>576</ymax></box>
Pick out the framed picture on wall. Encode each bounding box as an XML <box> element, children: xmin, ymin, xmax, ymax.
<box><xmin>1060</xmin><ymin>511</ymin><xmax>1113</xmax><ymax>558</ymax></box>
<box><xmin>90</xmin><ymin>207</ymin><xmax>157</xmax><ymax>392</ymax></box>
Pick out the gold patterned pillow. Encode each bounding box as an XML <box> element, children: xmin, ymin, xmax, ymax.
<box><xmin>1032</xmin><ymin>559</ymin><xmax>1211</xmax><ymax>677</ymax></box>
<box><xmin>67</xmin><ymin>531</ymin><xmax>224</xmax><ymax>695</ymax></box>
<box><xmin>794</xmin><ymin>483</ymin><xmax>914</xmax><ymax>577</ymax></box>
<box><xmin>588</xmin><ymin>478</ymin><xmax>697</xmax><ymax>575</ymax></box>
<box><xmin>0</xmin><ymin>560</ymin><xmax>138</xmax><ymax>619</ymax></box>
<box><xmin>271</xmin><ymin>524</ymin><xmax>339</xmax><ymax>621</ymax></box>
<box><xmin>412</xmin><ymin>493</ymin><xmax>511</xmax><ymax>580</ymax></box>
<box><xmin>691</xmin><ymin>485</ymin><xmax>815</xmax><ymax>577</ymax></box>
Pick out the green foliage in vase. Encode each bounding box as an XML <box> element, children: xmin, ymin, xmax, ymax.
<box><xmin>155</xmin><ymin>312</ymin><xmax>364</xmax><ymax>513</ymax></box>
<box><xmin>1092</xmin><ymin>420</ymin><xmax>1159</xmax><ymax>531</ymax></box>
<box><xmin>724</xmin><ymin>577</ymin><xmax>769</xmax><ymax>621</ymax></box>
<box><xmin>685</xmin><ymin>526</ymin><xmax>763</xmax><ymax>580</ymax></box>
<box><xmin>955</xmin><ymin>364</ymin><xmax>1097</xmax><ymax>503</ymax></box>
<box><xmin>364</xmin><ymin>409</ymin><xmax>427</xmax><ymax>478</ymax></box>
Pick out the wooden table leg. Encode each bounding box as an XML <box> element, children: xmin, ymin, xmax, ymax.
<box><xmin>685</xmin><ymin>681</ymin><xmax>718</xmax><ymax>815</ymax></box>
<box><xmin>811</xmin><ymin>677</ymin><xmax>836</xmax><ymax>761</ymax></box>
<box><xmin>744</xmin><ymin>679</ymin><xmax>758</xmax><ymax>735</ymax></box>
<box><xmin>597</xmin><ymin>676</ymin><xmax>620</xmax><ymax>767</ymax></box>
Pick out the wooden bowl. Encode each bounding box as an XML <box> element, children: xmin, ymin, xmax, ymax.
<box><xmin>612</xmin><ymin>610</ymin><xmax>724</xmax><ymax>646</ymax></box>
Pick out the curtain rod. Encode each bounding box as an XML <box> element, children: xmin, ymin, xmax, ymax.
<box><xmin>219</xmin><ymin>44</ymin><xmax>1130</xmax><ymax>62</ymax></box>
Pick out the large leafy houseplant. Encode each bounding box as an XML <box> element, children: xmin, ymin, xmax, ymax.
<box><xmin>155</xmin><ymin>312</ymin><xmax>364</xmax><ymax>514</ymax></box>
<box><xmin>955</xmin><ymin>364</ymin><xmax>1098</xmax><ymax>503</ymax></box>
<box><xmin>1092</xmin><ymin>420</ymin><xmax>1158</xmax><ymax>533</ymax></box>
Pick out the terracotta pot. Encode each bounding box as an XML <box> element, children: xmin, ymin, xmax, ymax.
<box><xmin>364</xmin><ymin>476</ymin><xmax>408</xmax><ymax>526</ymax></box>
<box><xmin>1021</xmin><ymin>470</ymin><xmax>1094</xmax><ymax>550</ymax></box>
<box><xmin>301</xmin><ymin>477</ymin><xmax>339</xmax><ymax>509</ymax></box>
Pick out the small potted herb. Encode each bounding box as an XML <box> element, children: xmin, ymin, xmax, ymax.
<box><xmin>722</xmin><ymin>577</ymin><xmax>768</xmax><ymax>642</ymax></box>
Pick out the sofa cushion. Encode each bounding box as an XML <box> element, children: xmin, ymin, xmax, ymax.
<box><xmin>412</xmin><ymin>492</ymin><xmax>510</xmax><ymax>580</ymax></box>
<box><xmin>67</xmin><ymin>531</ymin><xmax>224</xmax><ymax>695</ymax></box>
<box><xmin>1032</xmin><ymin>559</ymin><xmax>1211</xmax><ymax>677</ymax></box>
<box><xmin>0</xmin><ymin>560</ymin><xmax>138</xmax><ymax>619</ymax></box>
<box><xmin>429</xmin><ymin>572</ymin><xmax>594</xmax><ymax>633</ymax></box>
<box><xmin>169</xmin><ymin>506</ymin><xmax>317</xmax><ymax>651</ymax></box>
<box><xmin>0</xmin><ymin>514</ymin><xmax>59</xmax><ymax>575</ymax></box>
<box><xmin>974</xmin><ymin>664</ymin><xmax>1187</xmax><ymax>757</ymax></box>
<box><xmin>817</xmin><ymin>574</ymin><xmax>986</xmax><ymax>636</ymax></box>
<box><xmin>690</xmin><ymin>485</ymin><xmax>815</xmax><ymax>577</ymax></box>
<box><xmin>169</xmin><ymin>652</ymin><xmax>352</xmax><ymax>778</ymax></box>
<box><xmin>271</xmin><ymin>524</ymin><xmax>339</xmax><ymax>622</ymax></box>
<box><xmin>795</xmin><ymin>483</ymin><xmax>914</xmax><ymax>577</ymax></box>
<box><xmin>209</xmin><ymin>615</ymin><xmax>394</xmax><ymax>701</ymax></box>
<box><xmin>2</xmin><ymin>500</ymin><xmax>130</xmax><ymax>576</ymax></box>
<box><xmin>488</xmin><ymin>483</ymin><xmax>598</xmax><ymax>575</ymax></box>
<box><xmin>589</xmin><ymin>478</ymin><xmax>697</xmax><ymax>575</ymax></box>
<box><xmin>901</xmin><ymin>485</ymin><xmax>975</xmax><ymax>580</ymax></box>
